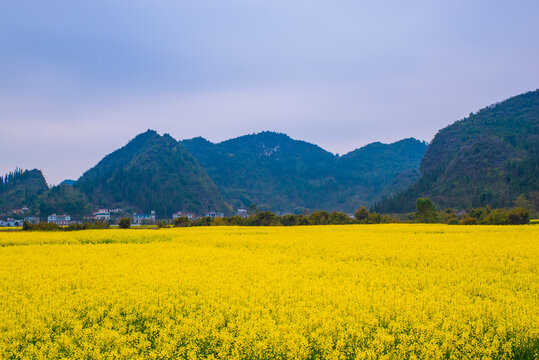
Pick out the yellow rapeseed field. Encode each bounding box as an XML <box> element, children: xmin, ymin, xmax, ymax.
<box><xmin>0</xmin><ymin>225</ymin><xmax>537</xmax><ymax>359</ymax></box>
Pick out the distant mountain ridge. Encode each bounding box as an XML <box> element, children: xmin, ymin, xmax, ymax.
<box><xmin>4</xmin><ymin>89</ymin><xmax>537</xmax><ymax>218</ymax></box>
<box><xmin>375</xmin><ymin>90</ymin><xmax>539</xmax><ymax>212</ymax></box>
<box><xmin>182</xmin><ymin>132</ymin><xmax>427</xmax><ymax>212</ymax></box>
<box><xmin>2</xmin><ymin>132</ymin><xmax>426</xmax><ymax>217</ymax></box>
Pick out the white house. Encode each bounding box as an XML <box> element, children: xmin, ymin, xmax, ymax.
<box><xmin>133</xmin><ymin>211</ymin><xmax>156</xmax><ymax>224</ymax></box>
<box><xmin>0</xmin><ymin>218</ymin><xmax>24</xmax><ymax>227</ymax></box>
<box><xmin>48</xmin><ymin>214</ymin><xmax>71</xmax><ymax>225</ymax></box>
<box><xmin>94</xmin><ymin>210</ymin><xmax>111</xmax><ymax>221</ymax></box>
<box><xmin>204</xmin><ymin>211</ymin><xmax>224</xmax><ymax>219</ymax></box>
<box><xmin>24</xmin><ymin>216</ymin><xmax>40</xmax><ymax>225</ymax></box>
<box><xmin>235</xmin><ymin>209</ymin><xmax>248</xmax><ymax>217</ymax></box>
<box><xmin>172</xmin><ymin>211</ymin><xmax>195</xmax><ymax>220</ymax></box>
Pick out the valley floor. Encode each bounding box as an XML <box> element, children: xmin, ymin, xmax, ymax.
<box><xmin>0</xmin><ymin>225</ymin><xmax>537</xmax><ymax>359</ymax></box>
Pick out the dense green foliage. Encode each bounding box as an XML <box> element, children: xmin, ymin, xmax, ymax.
<box><xmin>416</xmin><ymin>198</ymin><xmax>438</xmax><ymax>223</ymax></box>
<box><xmin>76</xmin><ymin>130</ymin><xmax>226</xmax><ymax>218</ymax></box>
<box><xmin>0</xmin><ymin>169</ymin><xmax>95</xmax><ymax>219</ymax></box>
<box><xmin>375</xmin><ymin>90</ymin><xmax>539</xmax><ymax>214</ymax></box>
<box><xmin>0</xmin><ymin>169</ymin><xmax>48</xmax><ymax>212</ymax></box>
<box><xmin>459</xmin><ymin>206</ymin><xmax>530</xmax><ymax>225</ymax></box>
<box><xmin>118</xmin><ymin>217</ymin><xmax>131</xmax><ymax>229</ymax></box>
<box><xmin>182</xmin><ymin>132</ymin><xmax>426</xmax><ymax>212</ymax></box>
<box><xmin>170</xmin><ymin>208</ymin><xmax>393</xmax><ymax>227</ymax></box>
<box><xmin>336</xmin><ymin>139</ymin><xmax>427</xmax><ymax>209</ymax></box>
<box><xmin>36</xmin><ymin>184</ymin><xmax>91</xmax><ymax>218</ymax></box>
<box><xmin>23</xmin><ymin>221</ymin><xmax>110</xmax><ymax>231</ymax></box>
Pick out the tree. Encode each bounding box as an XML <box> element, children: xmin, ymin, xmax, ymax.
<box><xmin>280</xmin><ymin>214</ymin><xmax>297</xmax><ymax>226</ymax></box>
<box><xmin>252</xmin><ymin>211</ymin><xmax>275</xmax><ymax>226</ymax></box>
<box><xmin>173</xmin><ymin>216</ymin><xmax>190</xmax><ymax>227</ymax></box>
<box><xmin>354</xmin><ymin>207</ymin><xmax>369</xmax><ymax>221</ymax></box>
<box><xmin>330</xmin><ymin>211</ymin><xmax>351</xmax><ymax>224</ymax></box>
<box><xmin>309</xmin><ymin>210</ymin><xmax>330</xmax><ymax>225</ymax></box>
<box><xmin>514</xmin><ymin>195</ymin><xmax>536</xmax><ymax>216</ymax></box>
<box><xmin>416</xmin><ymin>198</ymin><xmax>437</xmax><ymax>223</ymax></box>
<box><xmin>248</xmin><ymin>203</ymin><xmax>258</xmax><ymax>215</ymax></box>
<box><xmin>118</xmin><ymin>217</ymin><xmax>131</xmax><ymax>229</ymax></box>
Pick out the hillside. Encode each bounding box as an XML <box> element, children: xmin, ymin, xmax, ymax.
<box><xmin>182</xmin><ymin>132</ymin><xmax>426</xmax><ymax>212</ymax></box>
<box><xmin>0</xmin><ymin>169</ymin><xmax>48</xmax><ymax>212</ymax></box>
<box><xmin>36</xmin><ymin>184</ymin><xmax>91</xmax><ymax>218</ymax></box>
<box><xmin>182</xmin><ymin>132</ymin><xmax>338</xmax><ymax>212</ymax></box>
<box><xmin>375</xmin><ymin>90</ymin><xmax>539</xmax><ymax>212</ymax></box>
<box><xmin>76</xmin><ymin>130</ymin><xmax>226</xmax><ymax>217</ymax></box>
<box><xmin>336</xmin><ymin>138</ymin><xmax>427</xmax><ymax>209</ymax></box>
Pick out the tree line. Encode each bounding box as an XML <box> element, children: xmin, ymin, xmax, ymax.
<box><xmin>22</xmin><ymin>197</ymin><xmax>532</xmax><ymax>231</ymax></box>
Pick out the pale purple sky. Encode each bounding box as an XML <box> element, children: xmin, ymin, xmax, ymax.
<box><xmin>1</xmin><ymin>0</ymin><xmax>538</xmax><ymax>184</ymax></box>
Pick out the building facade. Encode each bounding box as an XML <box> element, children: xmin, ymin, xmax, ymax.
<box><xmin>133</xmin><ymin>211</ymin><xmax>156</xmax><ymax>224</ymax></box>
<box><xmin>172</xmin><ymin>211</ymin><xmax>196</xmax><ymax>220</ymax></box>
<box><xmin>94</xmin><ymin>209</ymin><xmax>111</xmax><ymax>221</ymax></box>
<box><xmin>24</xmin><ymin>216</ymin><xmax>40</xmax><ymax>225</ymax></box>
<box><xmin>204</xmin><ymin>211</ymin><xmax>224</xmax><ymax>219</ymax></box>
<box><xmin>47</xmin><ymin>214</ymin><xmax>71</xmax><ymax>226</ymax></box>
<box><xmin>0</xmin><ymin>218</ymin><xmax>25</xmax><ymax>227</ymax></box>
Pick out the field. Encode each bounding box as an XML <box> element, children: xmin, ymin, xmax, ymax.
<box><xmin>0</xmin><ymin>225</ymin><xmax>537</xmax><ymax>359</ymax></box>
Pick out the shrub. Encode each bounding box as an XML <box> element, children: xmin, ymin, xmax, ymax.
<box><xmin>118</xmin><ymin>218</ymin><xmax>131</xmax><ymax>229</ymax></box>
<box><xmin>174</xmin><ymin>217</ymin><xmax>190</xmax><ymax>227</ymax></box>
<box><xmin>481</xmin><ymin>209</ymin><xmax>508</xmax><ymax>225</ymax></box>
<box><xmin>280</xmin><ymin>214</ymin><xmax>297</xmax><ymax>226</ymax></box>
<box><xmin>508</xmin><ymin>208</ymin><xmax>530</xmax><ymax>225</ymax></box>
<box><xmin>354</xmin><ymin>207</ymin><xmax>369</xmax><ymax>221</ymax></box>
<box><xmin>460</xmin><ymin>216</ymin><xmax>478</xmax><ymax>225</ymax></box>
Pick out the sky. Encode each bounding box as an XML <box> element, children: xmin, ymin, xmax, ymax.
<box><xmin>1</xmin><ymin>0</ymin><xmax>538</xmax><ymax>185</ymax></box>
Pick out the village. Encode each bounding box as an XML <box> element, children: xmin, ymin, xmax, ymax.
<box><xmin>0</xmin><ymin>207</ymin><xmax>237</xmax><ymax>227</ymax></box>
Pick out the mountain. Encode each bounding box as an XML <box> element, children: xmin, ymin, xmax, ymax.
<box><xmin>182</xmin><ymin>132</ymin><xmax>427</xmax><ymax>212</ymax></box>
<box><xmin>0</xmin><ymin>169</ymin><xmax>48</xmax><ymax>212</ymax></box>
<box><xmin>336</xmin><ymin>138</ymin><xmax>427</xmax><ymax>209</ymax></box>
<box><xmin>76</xmin><ymin>130</ymin><xmax>226</xmax><ymax>217</ymax></box>
<box><xmin>182</xmin><ymin>132</ymin><xmax>339</xmax><ymax>212</ymax></box>
<box><xmin>375</xmin><ymin>90</ymin><xmax>539</xmax><ymax>213</ymax></box>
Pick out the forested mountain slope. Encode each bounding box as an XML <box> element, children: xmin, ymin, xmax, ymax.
<box><xmin>375</xmin><ymin>90</ymin><xmax>539</xmax><ymax>212</ymax></box>
<box><xmin>76</xmin><ymin>130</ymin><xmax>226</xmax><ymax>217</ymax></box>
<box><xmin>183</xmin><ymin>132</ymin><xmax>426</xmax><ymax>212</ymax></box>
<box><xmin>0</xmin><ymin>169</ymin><xmax>48</xmax><ymax>212</ymax></box>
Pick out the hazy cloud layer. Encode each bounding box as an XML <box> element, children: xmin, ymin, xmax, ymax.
<box><xmin>1</xmin><ymin>0</ymin><xmax>538</xmax><ymax>184</ymax></box>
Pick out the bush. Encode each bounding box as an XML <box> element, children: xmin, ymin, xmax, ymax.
<box><xmin>22</xmin><ymin>221</ymin><xmax>110</xmax><ymax>231</ymax></box>
<box><xmin>296</xmin><ymin>215</ymin><xmax>310</xmax><ymax>225</ymax></box>
<box><xmin>211</xmin><ymin>217</ymin><xmax>225</xmax><ymax>226</ymax></box>
<box><xmin>354</xmin><ymin>207</ymin><xmax>369</xmax><ymax>221</ymax></box>
<box><xmin>174</xmin><ymin>217</ymin><xmax>190</xmax><ymax>227</ymax></box>
<box><xmin>308</xmin><ymin>210</ymin><xmax>330</xmax><ymax>225</ymax></box>
<box><xmin>250</xmin><ymin>211</ymin><xmax>276</xmax><ymax>226</ymax></box>
<box><xmin>508</xmin><ymin>208</ymin><xmax>530</xmax><ymax>225</ymax></box>
<box><xmin>330</xmin><ymin>211</ymin><xmax>352</xmax><ymax>225</ymax></box>
<box><xmin>280</xmin><ymin>214</ymin><xmax>297</xmax><ymax>226</ymax></box>
<box><xmin>22</xmin><ymin>222</ymin><xmax>61</xmax><ymax>231</ymax></box>
<box><xmin>118</xmin><ymin>218</ymin><xmax>131</xmax><ymax>229</ymax></box>
<box><xmin>482</xmin><ymin>209</ymin><xmax>508</xmax><ymax>225</ymax></box>
<box><xmin>460</xmin><ymin>216</ymin><xmax>478</xmax><ymax>225</ymax></box>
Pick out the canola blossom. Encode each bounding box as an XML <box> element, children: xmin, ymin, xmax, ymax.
<box><xmin>0</xmin><ymin>225</ymin><xmax>537</xmax><ymax>359</ymax></box>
